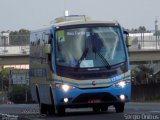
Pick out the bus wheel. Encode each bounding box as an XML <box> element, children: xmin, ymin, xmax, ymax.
<box><xmin>56</xmin><ymin>107</ymin><xmax>65</xmax><ymax>116</ymax></box>
<box><xmin>100</xmin><ymin>106</ymin><xmax>108</xmax><ymax>112</ymax></box>
<box><xmin>47</xmin><ymin>105</ymin><xmax>55</xmax><ymax>115</ymax></box>
<box><xmin>92</xmin><ymin>106</ymin><xmax>100</xmax><ymax>113</ymax></box>
<box><xmin>48</xmin><ymin>88</ymin><xmax>55</xmax><ymax>115</ymax></box>
<box><xmin>36</xmin><ymin>87</ymin><xmax>40</xmax><ymax>104</ymax></box>
<box><xmin>40</xmin><ymin>104</ymin><xmax>47</xmax><ymax>115</ymax></box>
<box><xmin>114</xmin><ymin>103</ymin><xmax>125</xmax><ymax>113</ymax></box>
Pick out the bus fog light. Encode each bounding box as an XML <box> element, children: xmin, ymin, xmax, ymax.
<box><xmin>64</xmin><ymin>98</ymin><xmax>69</xmax><ymax>103</ymax></box>
<box><xmin>120</xmin><ymin>94</ymin><xmax>125</xmax><ymax>101</ymax></box>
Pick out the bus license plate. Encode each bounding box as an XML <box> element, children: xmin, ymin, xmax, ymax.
<box><xmin>88</xmin><ymin>99</ymin><xmax>101</xmax><ymax>103</ymax></box>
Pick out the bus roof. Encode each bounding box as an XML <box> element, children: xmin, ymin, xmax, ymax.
<box><xmin>31</xmin><ymin>15</ymin><xmax>120</xmax><ymax>32</ymax></box>
<box><xmin>31</xmin><ymin>20</ymin><xmax>120</xmax><ymax>33</ymax></box>
<box><xmin>53</xmin><ymin>20</ymin><xmax>119</xmax><ymax>28</ymax></box>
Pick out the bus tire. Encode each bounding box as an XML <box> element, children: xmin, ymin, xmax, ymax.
<box><xmin>114</xmin><ymin>103</ymin><xmax>125</xmax><ymax>113</ymax></box>
<box><xmin>56</xmin><ymin>107</ymin><xmax>65</xmax><ymax>116</ymax></box>
<box><xmin>45</xmin><ymin>105</ymin><xmax>55</xmax><ymax>115</ymax></box>
<box><xmin>48</xmin><ymin>88</ymin><xmax>55</xmax><ymax>115</ymax></box>
<box><xmin>40</xmin><ymin>104</ymin><xmax>48</xmax><ymax>115</ymax></box>
<box><xmin>92</xmin><ymin>106</ymin><xmax>100</xmax><ymax>113</ymax></box>
<box><xmin>36</xmin><ymin>86</ymin><xmax>40</xmax><ymax>104</ymax></box>
<box><xmin>100</xmin><ymin>106</ymin><xmax>108</xmax><ymax>112</ymax></box>
<box><xmin>36</xmin><ymin>86</ymin><xmax>48</xmax><ymax>115</ymax></box>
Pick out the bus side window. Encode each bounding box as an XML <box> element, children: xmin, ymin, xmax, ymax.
<box><xmin>48</xmin><ymin>34</ymin><xmax>52</xmax><ymax>44</ymax></box>
<box><xmin>48</xmin><ymin>33</ymin><xmax>54</xmax><ymax>72</ymax></box>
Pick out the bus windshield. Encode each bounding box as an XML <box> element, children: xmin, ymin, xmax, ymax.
<box><xmin>56</xmin><ymin>26</ymin><xmax>126</xmax><ymax>68</ymax></box>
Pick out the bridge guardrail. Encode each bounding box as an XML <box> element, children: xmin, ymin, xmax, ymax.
<box><xmin>129</xmin><ymin>38</ymin><xmax>160</xmax><ymax>50</ymax></box>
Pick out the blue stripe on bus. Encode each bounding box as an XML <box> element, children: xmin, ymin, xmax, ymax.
<box><xmin>51</xmin><ymin>27</ymin><xmax>57</xmax><ymax>76</ymax></box>
<box><xmin>54</xmin><ymin>73</ymin><xmax>131</xmax><ymax>88</ymax></box>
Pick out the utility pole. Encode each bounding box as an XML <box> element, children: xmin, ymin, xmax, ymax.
<box><xmin>0</xmin><ymin>72</ymin><xmax>4</xmax><ymax>103</ymax></box>
<box><xmin>155</xmin><ymin>18</ymin><xmax>158</xmax><ymax>49</ymax></box>
<box><xmin>25</xmin><ymin>88</ymin><xmax>28</xmax><ymax>103</ymax></box>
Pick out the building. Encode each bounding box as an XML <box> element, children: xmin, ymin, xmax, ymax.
<box><xmin>4</xmin><ymin>65</ymin><xmax>29</xmax><ymax>69</ymax></box>
<box><xmin>0</xmin><ymin>32</ymin><xmax>10</xmax><ymax>46</ymax></box>
<box><xmin>10</xmin><ymin>69</ymin><xmax>29</xmax><ymax>85</ymax></box>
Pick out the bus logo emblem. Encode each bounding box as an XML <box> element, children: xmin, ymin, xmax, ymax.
<box><xmin>92</xmin><ymin>81</ymin><xmax>96</xmax><ymax>86</ymax></box>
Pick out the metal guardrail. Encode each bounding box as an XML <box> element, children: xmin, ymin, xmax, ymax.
<box><xmin>129</xmin><ymin>38</ymin><xmax>160</xmax><ymax>50</ymax></box>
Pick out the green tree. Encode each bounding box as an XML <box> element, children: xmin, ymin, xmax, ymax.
<box><xmin>129</xmin><ymin>28</ymin><xmax>138</xmax><ymax>33</ymax></box>
<box><xmin>154</xmin><ymin>30</ymin><xmax>160</xmax><ymax>36</ymax></box>
<box><xmin>0</xmin><ymin>68</ymin><xmax>10</xmax><ymax>91</ymax></box>
<box><xmin>138</xmin><ymin>26</ymin><xmax>146</xmax><ymax>32</ymax></box>
<box><xmin>127</xmin><ymin>26</ymin><xmax>149</xmax><ymax>33</ymax></box>
<box><xmin>8</xmin><ymin>85</ymin><xmax>32</xmax><ymax>103</ymax></box>
<box><xmin>132</xmin><ymin>65</ymin><xmax>153</xmax><ymax>85</ymax></box>
<box><xmin>9</xmin><ymin>29</ymin><xmax>30</xmax><ymax>45</ymax></box>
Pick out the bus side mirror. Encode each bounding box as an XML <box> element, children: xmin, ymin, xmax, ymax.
<box><xmin>44</xmin><ymin>44</ymin><xmax>51</xmax><ymax>54</ymax></box>
<box><xmin>126</xmin><ymin>36</ymin><xmax>132</xmax><ymax>47</ymax></box>
<box><xmin>123</xmin><ymin>30</ymin><xmax>132</xmax><ymax>47</ymax></box>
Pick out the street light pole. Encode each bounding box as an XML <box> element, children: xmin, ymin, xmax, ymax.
<box><xmin>155</xmin><ymin>18</ymin><xmax>158</xmax><ymax>49</ymax></box>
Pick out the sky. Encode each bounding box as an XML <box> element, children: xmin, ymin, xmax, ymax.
<box><xmin>0</xmin><ymin>0</ymin><xmax>160</xmax><ymax>31</ymax></box>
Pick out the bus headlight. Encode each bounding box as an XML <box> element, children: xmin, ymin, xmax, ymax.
<box><xmin>117</xmin><ymin>81</ymin><xmax>126</xmax><ymax>88</ymax></box>
<box><xmin>114</xmin><ymin>81</ymin><xmax>127</xmax><ymax>88</ymax></box>
<box><xmin>56</xmin><ymin>84</ymin><xmax>75</xmax><ymax>92</ymax></box>
<box><xmin>62</xmin><ymin>84</ymin><xmax>70</xmax><ymax>92</ymax></box>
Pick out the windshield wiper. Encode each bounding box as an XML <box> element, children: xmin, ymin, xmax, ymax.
<box><xmin>74</xmin><ymin>48</ymin><xmax>88</xmax><ymax>70</ymax></box>
<box><xmin>93</xmin><ymin>49</ymin><xmax>111</xmax><ymax>69</ymax></box>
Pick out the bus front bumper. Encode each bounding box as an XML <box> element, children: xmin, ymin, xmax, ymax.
<box><xmin>54</xmin><ymin>83</ymin><xmax>131</xmax><ymax>108</ymax></box>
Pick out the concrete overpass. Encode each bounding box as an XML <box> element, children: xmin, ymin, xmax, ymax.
<box><xmin>0</xmin><ymin>46</ymin><xmax>29</xmax><ymax>65</ymax></box>
<box><xmin>129</xmin><ymin>49</ymin><xmax>160</xmax><ymax>62</ymax></box>
<box><xmin>0</xmin><ymin>55</ymin><xmax>29</xmax><ymax>65</ymax></box>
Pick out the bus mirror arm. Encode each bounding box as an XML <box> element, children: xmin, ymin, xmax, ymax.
<box><xmin>44</xmin><ymin>44</ymin><xmax>51</xmax><ymax>54</ymax></box>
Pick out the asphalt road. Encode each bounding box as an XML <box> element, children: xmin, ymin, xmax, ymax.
<box><xmin>0</xmin><ymin>103</ymin><xmax>160</xmax><ymax>120</ymax></box>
